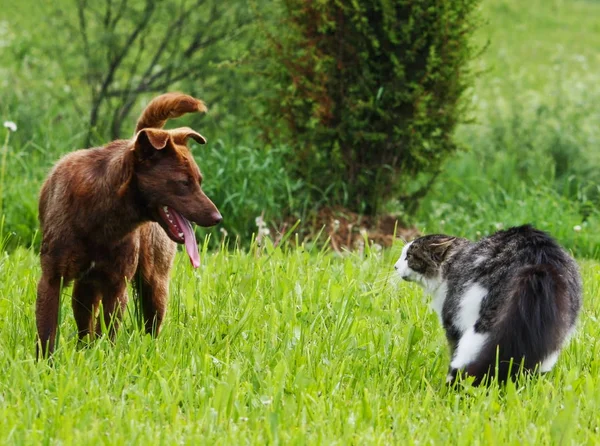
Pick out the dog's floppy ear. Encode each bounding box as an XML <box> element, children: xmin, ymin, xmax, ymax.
<box><xmin>170</xmin><ymin>127</ymin><xmax>207</xmax><ymax>146</ymax></box>
<box><xmin>132</xmin><ymin>128</ymin><xmax>171</xmax><ymax>160</ymax></box>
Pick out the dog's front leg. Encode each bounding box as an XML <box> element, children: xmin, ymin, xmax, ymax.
<box><xmin>36</xmin><ymin>274</ymin><xmax>63</xmax><ymax>358</ymax></box>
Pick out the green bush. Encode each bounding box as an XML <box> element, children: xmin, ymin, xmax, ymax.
<box><xmin>258</xmin><ymin>0</ymin><xmax>483</xmax><ymax>215</ymax></box>
<box><xmin>40</xmin><ymin>0</ymin><xmax>254</xmax><ymax>145</ymax></box>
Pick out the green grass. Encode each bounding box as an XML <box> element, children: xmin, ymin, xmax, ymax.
<box><xmin>1</xmin><ymin>240</ymin><xmax>599</xmax><ymax>443</ymax></box>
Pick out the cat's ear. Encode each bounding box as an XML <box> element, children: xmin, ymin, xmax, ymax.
<box><xmin>430</xmin><ymin>237</ymin><xmax>456</xmax><ymax>263</ymax></box>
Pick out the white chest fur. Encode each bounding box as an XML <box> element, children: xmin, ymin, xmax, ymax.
<box><xmin>455</xmin><ymin>282</ymin><xmax>488</xmax><ymax>333</ymax></box>
<box><xmin>428</xmin><ymin>279</ymin><xmax>447</xmax><ymax>323</ymax></box>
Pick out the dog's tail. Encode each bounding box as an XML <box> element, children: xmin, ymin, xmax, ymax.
<box><xmin>135</xmin><ymin>93</ymin><xmax>207</xmax><ymax>133</ymax></box>
<box><xmin>466</xmin><ymin>264</ymin><xmax>570</xmax><ymax>385</ymax></box>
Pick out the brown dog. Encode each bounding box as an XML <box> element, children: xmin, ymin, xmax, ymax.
<box><xmin>36</xmin><ymin>93</ymin><xmax>222</xmax><ymax>357</ymax></box>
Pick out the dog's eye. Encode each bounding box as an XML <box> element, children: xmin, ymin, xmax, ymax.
<box><xmin>178</xmin><ymin>177</ymin><xmax>193</xmax><ymax>188</ymax></box>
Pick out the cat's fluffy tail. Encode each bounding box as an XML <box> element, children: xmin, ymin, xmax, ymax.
<box><xmin>466</xmin><ymin>264</ymin><xmax>570</xmax><ymax>385</ymax></box>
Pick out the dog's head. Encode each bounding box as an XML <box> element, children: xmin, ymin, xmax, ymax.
<box><xmin>129</xmin><ymin>127</ymin><xmax>222</xmax><ymax>266</ymax></box>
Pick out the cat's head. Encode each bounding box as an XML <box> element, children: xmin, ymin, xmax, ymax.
<box><xmin>394</xmin><ymin>235</ymin><xmax>458</xmax><ymax>287</ymax></box>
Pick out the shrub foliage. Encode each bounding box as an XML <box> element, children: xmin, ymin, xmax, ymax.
<box><xmin>260</xmin><ymin>0</ymin><xmax>483</xmax><ymax>215</ymax></box>
<box><xmin>47</xmin><ymin>0</ymin><xmax>253</xmax><ymax>145</ymax></box>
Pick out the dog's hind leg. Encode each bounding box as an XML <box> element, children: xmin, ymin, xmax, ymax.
<box><xmin>137</xmin><ymin>273</ymin><xmax>170</xmax><ymax>336</ymax></box>
<box><xmin>135</xmin><ymin>223</ymin><xmax>176</xmax><ymax>336</ymax></box>
<box><xmin>96</xmin><ymin>279</ymin><xmax>128</xmax><ymax>339</ymax></box>
<box><xmin>36</xmin><ymin>273</ymin><xmax>63</xmax><ymax>358</ymax></box>
<box><xmin>72</xmin><ymin>280</ymin><xmax>101</xmax><ymax>342</ymax></box>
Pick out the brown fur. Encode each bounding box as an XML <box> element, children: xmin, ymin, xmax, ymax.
<box><xmin>36</xmin><ymin>93</ymin><xmax>221</xmax><ymax>357</ymax></box>
<box><xmin>135</xmin><ymin>93</ymin><xmax>207</xmax><ymax>133</ymax></box>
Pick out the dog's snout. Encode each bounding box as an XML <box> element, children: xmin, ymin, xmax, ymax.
<box><xmin>212</xmin><ymin>211</ymin><xmax>223</xmax><ymax>225</ymax></box>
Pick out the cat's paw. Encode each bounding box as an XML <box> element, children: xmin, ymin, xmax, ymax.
<box><xmin>446</xmin><ymin>368</ymin><xmax>459</xmax><ymax>386</ymax></box>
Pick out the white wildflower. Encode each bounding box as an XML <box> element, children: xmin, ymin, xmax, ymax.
<box><xmin>573</xmin><ymin>225</ymin><xmax>582</xmax><ymax>232</ymax></box>
<box><xmin>255</xmin><ymin>214</ymin><xmax>270</xmax><ymax>244</ymax></box>
<box><xmin>494</xmin><ymin>222</ymin><xmax>504</xmax><ymax>230</ymax></box>
<box><xmin>3</xmin><ymin>121</ymin><xmax>16</xmax><ymax>132</ymax></box>
<box><xmin>348</xmin><ymin>412</ymin><xmax>356</xmax><ymax>427</ymax></box>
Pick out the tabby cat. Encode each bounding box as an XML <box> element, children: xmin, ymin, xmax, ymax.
<box><xmin>394</xmin><ymin>225</ymin><xmax>582</xmax><ymax>385</ymax></box>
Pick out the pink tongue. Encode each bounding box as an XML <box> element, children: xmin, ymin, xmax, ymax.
<box><xmin>170</xmin><ymin>208</ymin><xmax>200</xmax><ymax>268</ymax></box>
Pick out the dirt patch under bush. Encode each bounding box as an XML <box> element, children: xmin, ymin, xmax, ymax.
<box><xmin>270</xmin><ymin>207</ymin><xmax>420</xmax><ymax>252</ymax></box>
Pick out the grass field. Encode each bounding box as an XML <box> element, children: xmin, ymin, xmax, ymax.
<box><xmin>1</xmin><ymin>241</ymin><xmax>599</xmax><ymax>444</ymax></box>
<box><xmin>2</xmin><ymin>0</ymin><xmax>600</xmax><ymax>443</ymax></box>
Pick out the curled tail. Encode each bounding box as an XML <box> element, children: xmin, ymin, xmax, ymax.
<box><xmin>135</xmin><ymin>93</ymin><xmax>207</xmax><ymax>133</ymax></box>
<box><xmin>466</xmin><ymin>264</ymin><xmax>570</xmax><ymax>385</ymax></box>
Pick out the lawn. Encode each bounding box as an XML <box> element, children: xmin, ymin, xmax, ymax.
<box><xmin>1</xmin><ymin>0</ymin><xmax>600</xmax><ymax>443</ymax></box>
<box><xmin>1</xmin><ymin>243</ymin><xmax>599</xmax><ymax>444</ymax></box>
